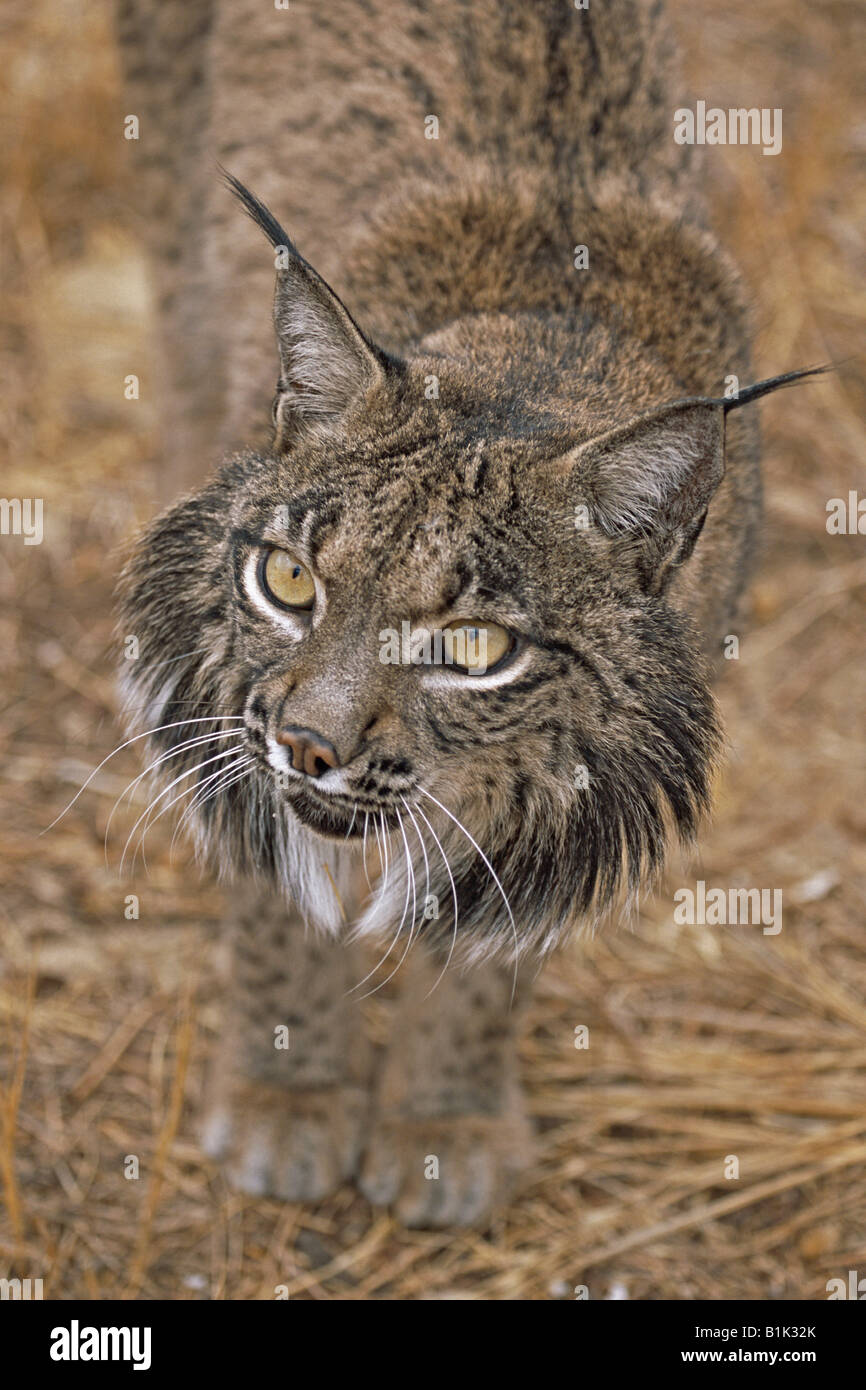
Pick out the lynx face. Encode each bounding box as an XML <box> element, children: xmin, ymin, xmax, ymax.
<box><xmin>119</xmin><ymin>183</ymin><xmax>731</xmax><ymax>960</ymax></box>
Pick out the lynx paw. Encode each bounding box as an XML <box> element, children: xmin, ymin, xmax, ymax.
<box><xmin>201</xmin><ymin>1077</ymin><xmax>369</xmax><ymax>1202</ymax></box>
<box><xmin>358</xmin><ymin>1105</ymin><xmax>533</xmax><ymax>1228</ymax></box>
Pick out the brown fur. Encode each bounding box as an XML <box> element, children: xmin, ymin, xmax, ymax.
<box><xmin>116</xmin><ymin>0</ymin><xmax>773</xmax><ymax>1225</ymax></box>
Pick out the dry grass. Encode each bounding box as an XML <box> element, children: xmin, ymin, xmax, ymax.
<box><xmin>1</xmin><ymin>0</ymin><xmax>864</xmax><ymax>1300</ymax></box>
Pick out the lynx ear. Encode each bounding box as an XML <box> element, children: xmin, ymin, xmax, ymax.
<box><xmin>271</xmin><ymin>256</ymin><xmax>385</xmax><ymax>445</ymax></box>
<box><xmin>221</xmin><ymin>170</ymin><xmax>386</xmax><ymax>446</ymax></box>
<box><xmin>560</xmin><ymin>401</ymin><xmax>726</xmax><ymax>589</ymax></box>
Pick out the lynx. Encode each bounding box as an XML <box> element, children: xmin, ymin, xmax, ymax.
<box><xmin>116</xmin><ymin>0</ymin><xmax>819</xmax><ymax>1226</ymax></box>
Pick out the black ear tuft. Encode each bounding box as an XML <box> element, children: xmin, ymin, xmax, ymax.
<box><xmin>722</xmin><ymin>363</ymin><xmax>832</xmax><ymax>411</ymax></box>
<box><xmin>219</xmin><ymin>167</ymin><xmax>297</xmax><ymax>255</ymax></box>
<box><xmin>219</xmin><ymin>167</ymin><xmax>391</xmax><ymax>447</ymax></box>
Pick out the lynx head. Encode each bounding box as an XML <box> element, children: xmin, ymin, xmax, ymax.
<box><xmin>119</xmin><ymin>179</ymin><xmax>814</xmax><ymax>961</ymax></box>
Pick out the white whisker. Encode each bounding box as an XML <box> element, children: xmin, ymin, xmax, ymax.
<box><xmin>190</xmin><ymin>759</ymin><xmax>255</xmax><ymax>817</ymax></box>
<box><xmin>349</xmin><ymin>810</ymin><xmax>411</xmax><ymax>996</ymax></box>
<box><xmin>135</xmin><ymin>751</ymin><xmax>254</xmax><ymax>873</ymax></box>
<box><xmin>170</xmin><ymin>754</ymin><xmax>255</xmax><ymax>858</ymax></box>
<box><xmin>354</xmin><ymin>808</ymin><xmax>417</xmax><ymax>999</ymax></box>
<box><xmin>104</xmin><ymin>730</ymin><xmax>243</xmax><ymax>863</ymax></box>
<box><xmin>412</xmin><ymin>799</ymin><xmax>460</xmax><ymax>999</ymax></box>
<box><xmin>371</xmin><ymin>810</ymin><xmax>390</xmax><ymax>911</ymax></box>
<box><xmin>42</xmin><ymin>715</ymin><xmax>246</xmax><ymax>834</ymax></box>
<box><xmin>417</xmin><ymin>786</ymin><xmax>520</xmax><ymax>1001</ymax></box>
<box><xmin>361</xmin><ymin>812</ymin><xmax>371</xmax><ymax>889</ymax></box>
<box><xmin>372</xmin><ymin>812</ymin><xmax>382</xmax><ymax>864</ymax></box>
<box><xmin>366</xmin><ymin>812</ymin><xmax>388</xmax><ymax>914</ymax></box>
<box><xmin>119</xmin><ymin>746</ymin><xmax>247</xmax><ymax>875</ymax></box>
<box><xmin>401</xmin><ymin>796</ymin><xmax>430</xmax><ymax>914</ymax></box>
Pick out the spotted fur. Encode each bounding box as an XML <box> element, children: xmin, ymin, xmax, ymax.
<box><xmin>114</xmin><ymin>0</ymin><xmax>832</xmax><ymax>1224</ymax></box>
<box><xmin>114</xmin><ymin>0</ymin><xmax>818</xmax><ymax>965</ymax></box>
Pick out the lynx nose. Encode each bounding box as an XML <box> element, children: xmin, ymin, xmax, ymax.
<box><xmin>276</xmin><ymin>725</ymin><xmax>341</xmax><ymax>777</ymax></box>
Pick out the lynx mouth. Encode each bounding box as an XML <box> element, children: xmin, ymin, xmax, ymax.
<box><xmin>283</xmin><ymin>783</ymin><xmax>402</xmax><ymax>840</ymax></box>
<box><xmin>285</xmin><ymin>789</ymin><xmax>361</xmax><ymax>838</ymax></box>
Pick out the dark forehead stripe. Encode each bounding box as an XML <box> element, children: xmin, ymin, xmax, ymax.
<box><xmin>230</xmin><ymin>494</ymin><xmax>335</xmax><ymax>553</ymax></box>
<box><xmin>230</xmin><ymin>524</ymin><xmax>269</xmax><ymax>551</ymax></box>
<box><xmin>306</xmin><ymin>500</ymin><xmax>344</xmax><ymax>556</ymax></box>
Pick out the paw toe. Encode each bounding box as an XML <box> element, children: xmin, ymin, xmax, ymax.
<box><xmin>359</xmin><ymin>1113</ymin><xmax>531</xmax><ymax>1228</ymax></box>
<box><xmin>202</xmin><ymin>1080</ymin><xmax>366</xmax><ymax>1202</ymax></box>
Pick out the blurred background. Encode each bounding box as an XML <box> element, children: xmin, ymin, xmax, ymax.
<box><xmin>0</xmin><ymin>0</ymin><xmax>864</xmax><ymax>1299</ymax></box>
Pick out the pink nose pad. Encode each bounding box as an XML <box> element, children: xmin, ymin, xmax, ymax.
<box><xmin>276</xmin><ymin>726</ymin><xmax>341</xmax><ymax>777</ymax></box>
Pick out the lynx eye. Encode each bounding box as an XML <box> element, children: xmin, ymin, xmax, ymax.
<box><xmin>441</xmin><ymin>620</ymin><xmax>513</xmax><ymax>674</ymax></box>
<box><xmin>260</xmin><ymin>548</ymin><xmax>316</xmax><ymax>611</ymax></box>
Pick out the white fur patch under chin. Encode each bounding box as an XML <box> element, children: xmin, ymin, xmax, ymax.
<box><xmin>274</xmin><ymin>815</ymin><xmax>357</xmax><ymax>935</ymax></box>
<box><xmin>351</xmin><ymin>844</ymin><xmax>409</xmax><ymax>945</ymax></box>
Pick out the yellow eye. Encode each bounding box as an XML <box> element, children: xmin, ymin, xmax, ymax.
<box><xmin>441</xmin><ymin>621</ymin><xmax>513</xmax><ymax>674</ymax></box>
<box><xmin>261</xmin><ymin>549</ymin><xmax>316</xmax><ymax>610</ymax></box>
